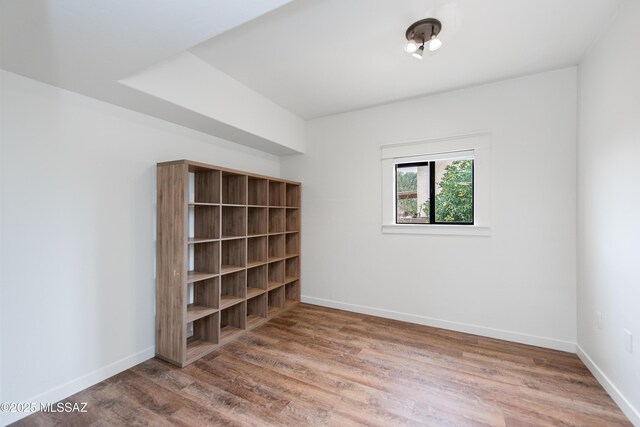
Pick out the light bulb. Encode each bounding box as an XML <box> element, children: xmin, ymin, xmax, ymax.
<box><xmin>428</xmin><ymin>36</ymin><xmax>442</xmax><ymax>52</ymax></box>
<box><xmin>404</xmin><ymin>41</ymin><xmax>418</xmax><ymax>53</ymax></box>
<box><xmin>412</xmin><ymin>45</ymin><xmax>425</xmax><ymax>59</ymax></box>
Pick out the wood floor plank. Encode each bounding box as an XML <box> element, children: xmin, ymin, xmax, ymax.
<box><xmin>12</xmin><ymin>303</ymin><xmax>631</xmax><ymax>426</ymax></box>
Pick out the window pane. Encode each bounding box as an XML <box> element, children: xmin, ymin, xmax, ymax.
<box><xmin>434</xmin><ymin>159</ymin><xmax>473</xmax><ymax>224</ymax></box>
<box><xmin>396</xmin><ymin>163</ymin><xmax>430</xmax><ymax>224</ymax></box>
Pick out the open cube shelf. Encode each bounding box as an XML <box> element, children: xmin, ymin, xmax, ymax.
<box><xmin>221</xmin><ymin>238</ymin><xmax>246</xmax><ymax>274</ymax></box>
<box><xmin>269</xmin><ymin>208</ymin><xmax>285</xmax><ymax>234</ymax></box>
<box><xmin>286</xmin><ymin>183</ymin><xmax>301</xmax><ymax>207</ymax></box>
<box><xmin>248</xmin><ymin>177</ymin><xmax>268</xmax><ymax>206</ymax></box>
<box><xmin>285</xmin><ymin>256</ymin><xmax>300</xmax><ymax>283</ymax></box>
<box><xmin>285</xmin><ymin>280</ymin><xmax>300</xmax><ymax>310</ymax></box>
<box><xmin>246</xmin><ymin>293</ymin><xmax>268</xmax><ymax>328</ymax></box>
<box><xmin>247</xmin><ymin>236</ymin><xmax>267</xmax><ymax>267</ymax></box>
<box><xmin>188</xmin><ymin>241</ymin><xmax>219</xmax><ymax>282</ymax></box>
<box><xmin>247</xmin><ymin>264</ymin><xmax>267</xmax><ymax>298</ymax></box>
<box><xmin>189</xmin><ymin>204</ymin><xmax>220</xmax><ymax>240</ymax></box>
<box><xmin>286</xmin><ymin>208</ymin><xmax>300</xmax><ymax>232</ymax></box>
<box><xmin>157</xmin><ymin>160</ymin><xmax>300</xmax><ymax>367</ymax></box>
<box><xmin>268</xmin><ymin>287</ymin><xmax>285</xmax><ymax>316</ymax></box>
<box><xmin>268</xmin><ymin>234</ymin><xmax>285</xmax><ymax>261</ymax></box>
<box><xmin>285</xmin><ymin>232</ymin><xmax>300</xmax><ymax>257</ymax></box>
<box><xmin>222</xmin><ymin>172</ymin><xmax>246</xmax><ymax>205</ymax></box>
<box><xmin>190</xmin><ymin>169</ymin><xmax>220</xmax><ymax>204</ymax></box>
<box><xmin>222</xmin><ymin>206</ymin><xmax>246</xmax><ymax>238</ymax></box>
<box><xmin>186</xmin><ymin>311</ymin><xmax>219</xmax><ymax>364</ymax></box>
<box><xmin>268</xmin><ymin>260</ymin><xmax>284</xmax><ymax>290</ymax></box>
<box><xmin>187</xmin><ymin>277</ymin><xmax>219</xmax><ymax>323</ymax></box>
<box><xmin>247</xmin><ymin>207</ymin><xmax>268</xmax><ymax>236</ymax></box>
<box><xmin>269</xmin><ymin>181</ymin><xmax>285</xmax><ymax>207</ymax></box>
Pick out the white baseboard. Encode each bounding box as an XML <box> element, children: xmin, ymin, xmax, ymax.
<box><xmin>1</xmin><ymin>346</ymin><xmax>155</xmax><ymax>426</ymax></box>
<box><xmin>301</xmin><ymin>296</ymin><xmax>576</xmax><ymax>352</ymax></box>
<box><xmin>576</xmin><ymin>345</ymin><xmax>640</xmax><ymax>426</ymax></box>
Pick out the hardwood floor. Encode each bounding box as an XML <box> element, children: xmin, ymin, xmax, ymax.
<box><xmin>14</xmin><ymin>304</ymin><xmax>630</xmax><ymax>426</ymax></box>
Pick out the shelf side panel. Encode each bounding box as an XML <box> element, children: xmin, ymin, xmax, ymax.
<box><xmin>156</xmin><ymin>163</ymin><xmax>188</xmax><ymax>365</ymax></box>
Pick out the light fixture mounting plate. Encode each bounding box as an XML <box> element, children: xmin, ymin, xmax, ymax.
<box><xmin>405</xmin><ymin>18</ymin><xmax>442</xmax><ymax>44</ymax></box>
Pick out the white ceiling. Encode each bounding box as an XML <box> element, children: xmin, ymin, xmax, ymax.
<box><xmin>191</xmin><ymin>0</ymin><xmax>624</xmax><ymax>119</ymax></box>
<box><xmin>1</xmin><ymin>0</ymin><xmax>624</xmax><ymax>152</ymax></box>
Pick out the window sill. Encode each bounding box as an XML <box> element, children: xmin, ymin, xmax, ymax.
<box><xmin>381</xmin><ymin>224</ymin><xmax>491</xmax><ymax>236</ymax></box>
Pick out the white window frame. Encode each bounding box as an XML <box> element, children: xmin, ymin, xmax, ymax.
<box><xmin>381</xmin><ymin>132</ymin><xmax>491</xmax><ymax>236</ymax></box>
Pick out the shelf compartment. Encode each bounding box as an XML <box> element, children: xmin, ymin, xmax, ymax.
<box><xmin>269</xmin><ymin>181</ymin><xmax>285</xmax><ymax>207</ymax></box>
<box><xmin>285</xmin><ymin>256</ymin><xmax>300</xmax><ymax>283</ymax></box>
<box><xmin>286</xmin><ymin>208</ymin><xmax>300</xmax><ymax>232</ymax></box>
<box><xmin>267</xmin><ymin>260</ymin><xmax>284</xmax><ymax>289</ymax></box>
<box><xmin>221</xmin><ymin>269</ymin><xmax>246</xmax><ymax>305</ymax></box>
<box><xmin>186</xmin><ymin>311</ymin><xmax>219</xmax><ymax>363</ymax></box>
<box><xmin>286</xmin><ymin>183</ymin><xmax>301</xmax><ymax>207</ymax></box>
<box><xmin>269</xmin><ymin>208</ymin><xmax>285</xmax><ymax>234</ymax></box>
<box><xmin>248</xmin><ymin>177</ymin><xmax>268</xmax><ymax>206</ymax></box>
<box><xmin>247</xmin><ymin>207</ymin><xmax>268</xmax><ymax>236</ymax></box>
<box><xmin>268</xmin><ymin>234</ymin><xmax>285</xmax><ymax>261</ymax></box>
<box><xmin>187</xmin><ymin>277</ymin><xmax>219</xmax><ymax>322</ymax></box>
<box><xmin>188</xmin><ymin>240</ymin><xmax>219</xmax><ymax>282</ymax></box>
<box><xmin>189</xmin><ymin>205</ymin><xmax>220</xmax><ymax>240</ymax></box>
<box><xmin>285</xmin><ymin>232</ymin><xmax>300</xmax><ymax>257</ymax></box>
<box><xmin>247</xmin><ymin>292</ymin><xmax>268</xmax><ymax>328</ymax></box>
<box><xmin>221</xmin><ymin>238</ymin><xmax>246</xmax><ymax>273</ymax></box>
<box><xmin>187</xmin><ymin>271</ymin><xmax>218</xmax><ymax>283</ymax></box>
<box><xmin>189</xmin><ymin>169</ymin><xmax>220</xmax><ymax>204</ymax></box>
<box><xmin>247</xmin><ymin>264</ymin><xmax>267</xmax><ymax>296</ymax></box>
<box><xmin>285</xmin><ymin>279</ymin><xmax>300</xmax><ymax>302</ymax></box>
<box><xmin>268</xmin><ymin>287</ymin><xmax>284</xmax><ymax>315</ymax></box>
<box><xmin>247</xmin><ymin>236</ymin><xmax>267</xmax><ymax>267</ymax></box>
<box><xmin>186</xmin><ymin>305</ymin><xmax>218</xmax><ymax>323</ymax></box>
<box><xmin>220</xmin><ymin>302</ymin><xmax>246</xmax><ymax>342</ymax></box>
<box><xmin>221</xmin><ymin>206</ymin><xmax>246</xmax><ymax>238</ymax></box>
<box><xmin>222</xmin><ymin>172</ymin><xmax>247</xmax><ymax>205</ymax></box>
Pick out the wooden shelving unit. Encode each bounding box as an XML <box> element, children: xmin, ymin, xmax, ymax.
<box><xmin>156</xmin><ymin>160</ymin><xmax>301</xmax><ymax>367</ymax></box>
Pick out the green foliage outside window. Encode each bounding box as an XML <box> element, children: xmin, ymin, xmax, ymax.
<box><xmin>397</xmin><ymin>160</ymin><xmax>473</xmax><ymax>223</ymax></box>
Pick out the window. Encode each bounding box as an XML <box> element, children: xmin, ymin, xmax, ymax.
<box><xmin>396</xmin><ymin>158</ymin><xmax>474</xmax><ymax>225</ymax></box>
<box><xmin>381</xmin><ymin>132</ymin><xmax>490</xmax><ymax>236</ymax></box>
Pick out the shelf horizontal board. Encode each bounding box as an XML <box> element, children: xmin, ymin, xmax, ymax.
<box><xmin>247</xmin><ymin>233</ymin><xmax>268</xmax><ymax>238</ymax></box>
<box><xmin>246</xmin><ymin>260</ymin><xmax>267</xmax><ymax>269</ymax></box>
<box><xmin>268</xmin><ymin>256</ymin><xmax>283</xmax><ymax>262</ymax></box>
<box><xmin>284</xmin><ymin>276</ymin><xmax>299</xmax><ymax>284</ymax></box>
<box><xmin>246</xmin><ymin>314</ymin><xmax>266</xmax><ymax>329</ymax></box>
<box><xmin>246</xmin><ymin>287</ymin><xmax>267</xmax><ymax>299</ymax></box>
<box><xmin>221</xmin><ymin>235</ymin><xmax>246</xmax><ymax>241</ymax></box>
<box><xmin>187</xmin><ymin>271</ymin><xmax>218</xmax><ymax>283</ymax></box>
<box><xmin>221</xmin><ymin>203</ymin><xmax>246</xmax><ymax>207</ymax></box>
<box><xmin>220</xmin><ymin>295</ymin><xmax>244</xmax><ymax>310</ymax></box>
<box><xmin>185</xmin><ymin>339</ymin><xmax>217</xmax><ymax>364</ymax></box>
<box><xmin>189</xmin><ymin>202</ymin><xmax>219</xmax><ymax>206</ymax></box>
<box><xmin>267</xmin><ymin>281</ymin><xmax>284</xmax><ymax>290</ymax></box>
<box><xmin>285</xmin><ymin>253</ymin><xmax>299</xmax><ymax>258</ymax></box>
<box><xmin>186</xmin><ymin>305</ymin><xmax>218</xmax><ymax>323</ymax></box>
<box><xmin>247</xmin><ymin>205</ymin><xmax>268</xmax><ymax>208</ymax></box>
<box><xmin>188</xmin><ymin>237</ymin><xmax>219</xmax><ymax>244</ymax></box>
<box><xmin>220</xmin><ymin>265</ymin><xmax>245</xmax><ymax>275</ymax></box>
<box><xmin>220</xmin><ymin>325</ymin><xmax>244</xmax><ymax>343</ymax></box>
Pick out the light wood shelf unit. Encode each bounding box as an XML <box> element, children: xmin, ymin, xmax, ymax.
<box><xmin>156</xmin><ymin>159</ymin><xmax>300</xmax><ymax>367</ymax></box>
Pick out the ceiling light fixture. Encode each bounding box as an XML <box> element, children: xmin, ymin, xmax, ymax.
<box><xmin>405</xmin><ymin>18</ymin><xmax>442</xmax><ymax>59</ymax></box>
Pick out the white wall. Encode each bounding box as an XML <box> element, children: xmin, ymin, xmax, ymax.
<box><xmin>577</xmin><ymin>0</ymin><xmax>640</xmax><ymax>423</ymax></box>
<box><xmin>281</xmin><ymin>68</ymin><xmax>577</xmax><ymax>350</ymax></box>
<box><xmin>0</xmin><ymin>70</ymin><xmax>280</xmax><ymax>425</ymax></box>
